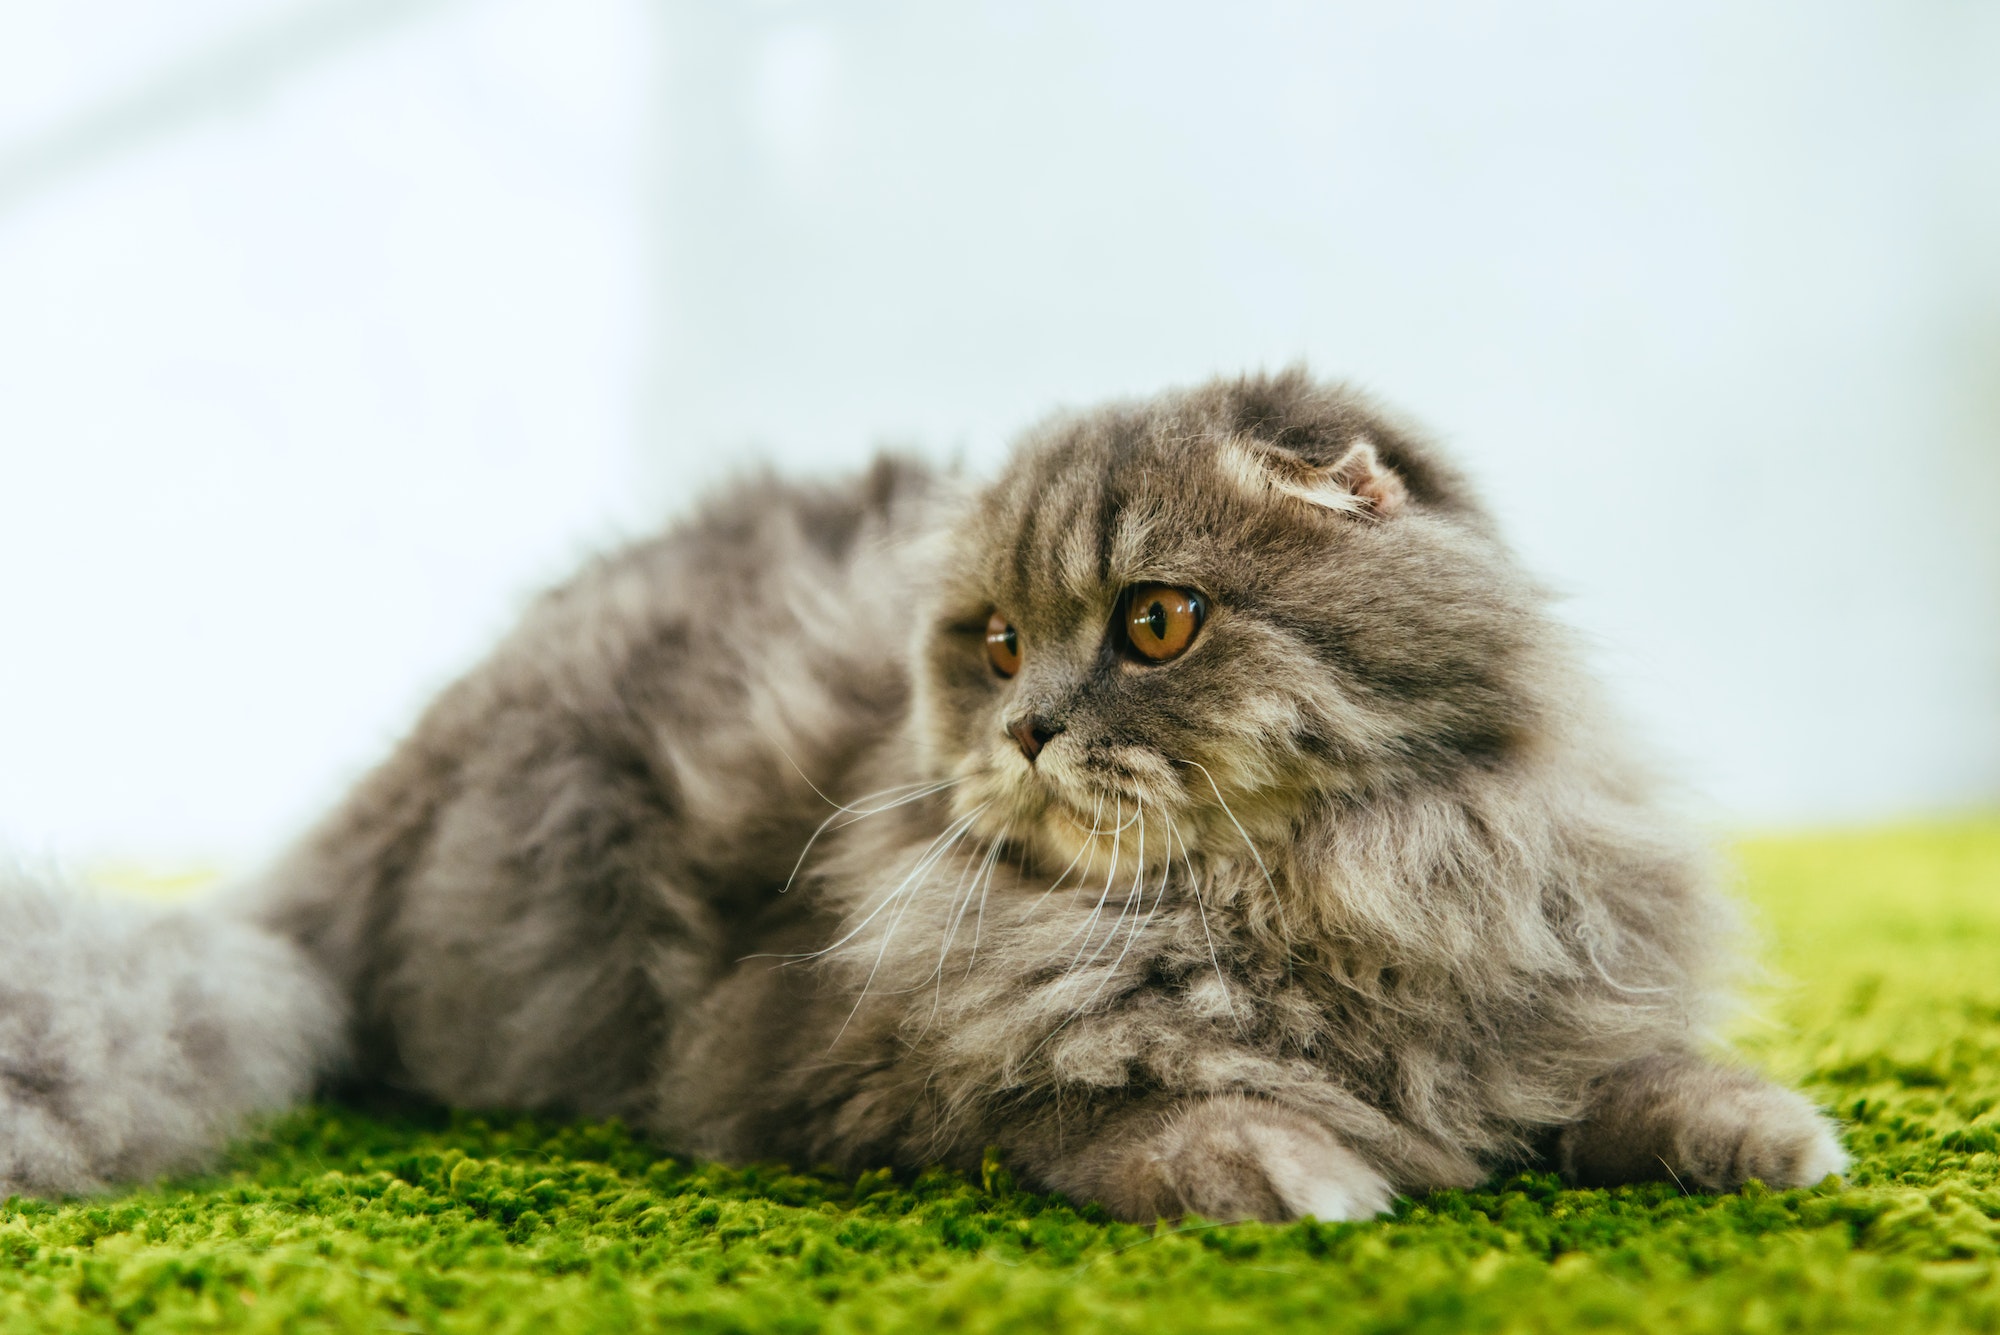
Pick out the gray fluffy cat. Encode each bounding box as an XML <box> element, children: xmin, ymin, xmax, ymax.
<box><xmin>0</xmin><ymin>370</ymin><xmax>1845</xmax><ymax>1219</ymax></box>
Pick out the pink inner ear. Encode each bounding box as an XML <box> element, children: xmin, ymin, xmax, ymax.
<box><xmin>1219</xmin><ymin>437</ymin><xmax>1410</xmax><ymax>519</ymax></box>
<box><xmin>1329</xmin><ymin>440</ymin><xmax>1408</xmax><ymax>517</ymax></box>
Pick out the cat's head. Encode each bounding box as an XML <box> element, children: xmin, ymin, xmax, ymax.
<box><xmin>913</xmin><ymin>368</ymin><xmax>1560</xmax><ymax>880</ymax></box>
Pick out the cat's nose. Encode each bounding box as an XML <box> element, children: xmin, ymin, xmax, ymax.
<box><xmin>1007</xmin><ymin>715</ymin><xmax>1064</xmax><ymax>763</ymax></box>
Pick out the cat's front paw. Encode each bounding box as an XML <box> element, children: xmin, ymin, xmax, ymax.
<box><xmin>1052</xmin><ymin>1095</ymin><xmax>1395</xmax><ymax>1223</ymax></box>
<box><xmin>1559</xmin><ymin>1054</ymin><xmax>1849</xmax><ymax>1193</ymax></box>
<box><xmin>1233</xmin><ymin>1108</ymin><xmax>1396</xmax><ymax>1221</ymax></box>
<box><xmin>1671</xmin><ymin>1081</ymin><xmax>1849</xmax><ymax>1191</ymax></box>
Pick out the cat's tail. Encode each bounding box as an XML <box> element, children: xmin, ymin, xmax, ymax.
<box><xmin>0</xmin><ymin>866</ymin><xmax>346</xmax><ymax>1199</ymax></box>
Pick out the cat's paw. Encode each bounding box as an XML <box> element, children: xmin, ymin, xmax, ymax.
<box><xmin>1065</xmin><ymin>1095</ymin><xmax>1396</xmax><ymax>1222</ymax></box>
<box><xmin>1237</xmin><ymin>1111</ymin><xmax>1396</xmax><ymax>1221</ymax></box>
<box><xmin>1559</xmin><ymin>1054</ymin><xmax>1849</xmax><ymax>1193</ymax></box>
<box><xmin>1672</xmin><ymin>1081</ymin><xmax>1849</xmax><ymax>1191</ymax></box>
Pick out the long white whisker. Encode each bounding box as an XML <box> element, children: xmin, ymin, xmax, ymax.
<box><xmin>1070</xmin><ymin>892</ymin><xmax>1146</xmax><ymax>1023</ymax></box>
<box><xmin>781</xmin><ymin>778</ymin><xmax>963</xmax><ymax>894</ymax></box>
<box><xmin>1584</xmin><ymin>937</ymin><xmax>1672</xmax><ymax>997</ymax></box>
<box><xmin>1059</xmin><ymin>793</ymin><xmax>1124</xmax><ymax>968</ymax></box>
<box><xmin>929</xmin><ymin>823</ymin><xmax>994</xmax><ymax>980</ymax></box>
<box><xmin>865</xmin><ymin>809</ymin><xmax>987</xmax><ymax>978</ymax></box>
<box><xmin>828</xmin><ymin>777</ymin><xmax>966</xmax><ymax>819</ymax></box>
<box><xmin>1178</xmin><ymin>817</ymin><xmax>1240</xmax><ymax>1027</ymax></box>
<box><xmin>1180</xmin><ymin>757</ymin><xmax>1292</xmax><ymax>970</ymax></box>
<box><xmin>1073</xmin><ymin>797</ymin><xmax>1151</xmax><ymax>1014</ymax></box>
<box><xmin>1100</xmin><ymin>802</ymin><xmax>1144</xmax><ymax>835</ymax></box>
<box><xmin>932</xmin><ymin>819</ymin><xmax>1007</xmax><ymax>992</ymax></box>
<box><xmin>900</xmin><ymin>824</ymin><xmax>1012</xmax><ymax>1035</ymax></box>
<box><xmin>787</xmin><ymin>805</ymin><xmax>985</xmax><ymax>962</ymax></box>
<box><xmin>966</xmin><ymin>825</ymin><xmax>1006</xmax><ymax>967</ymax></box>
<box><xmin>1020</xmin><ymin>798</ymin><xmax>1155</xmax><ymax>1071</ymax></box>
<box><xmin>1139</xmin><ymin>806</ymin><xmax>1177</xmax><ymax>938</ymax></box>
<box><xmin>1023</xmin><ymin>791</ymin><xmax>1104</xmax><ymax>919</ymax></box>
<box><xmin>767</xmin><ymin>735</ymin><xmax>840</xmax><ymax>807</ymax></box>
<box><xmin>1077</xmin><ymin>794</ymin><xmax>1145</xmax><ymax>973</ymax></box>
<box><xmin>831</xmin><ymin>806</ymin><xmax>988</xmax><ymax>1044</ymax></box>
<box><xmin>904</xmin><ymin>831</ymin><xmax>1013</xmax><ymax>1039</ymax></box>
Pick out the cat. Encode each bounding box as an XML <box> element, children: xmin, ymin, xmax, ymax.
<box><xmin>0</xmin><ymin>369</ymin><xmax>1846</xmax><ymax>1219</ymax></box>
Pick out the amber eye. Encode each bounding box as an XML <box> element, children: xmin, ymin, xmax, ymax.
<box><xmin>1122</xmin><ymin>584</ymin><xmax>1205</xmax><ymax>663</ymax></box>
<box><xmin>985</xmin><ymin>613</ymin><xmax>1022</xmax><ymax>678</ymax></box>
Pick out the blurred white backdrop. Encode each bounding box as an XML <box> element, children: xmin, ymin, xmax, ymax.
<box><xmin>1</xmin><ymin>0</ymin><xmax>1995</xmax><ymax>866</ymax></box>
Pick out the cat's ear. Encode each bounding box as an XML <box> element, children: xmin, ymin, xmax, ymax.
<box><xmin>1221</xmin><ymin>438</ymin><xmax>1408</xmax><ymax>519</ymax></box>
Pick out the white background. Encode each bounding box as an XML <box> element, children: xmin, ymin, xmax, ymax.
<box><xmin>2</xmin><ymin>0</ymin><xmax>1995</xmax><ymax>868</ymax></box>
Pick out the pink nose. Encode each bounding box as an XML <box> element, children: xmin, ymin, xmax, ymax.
<box><xmin>1008</xmin><ymin>716</ymin><xmax>1062</xmax><ymax>763</ymax></box>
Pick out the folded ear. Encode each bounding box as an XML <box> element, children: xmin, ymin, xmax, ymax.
<box><xmin>1220</xmin><ymin>437</ymin><xmax>1408</xmax><ymax>519</ymax></box>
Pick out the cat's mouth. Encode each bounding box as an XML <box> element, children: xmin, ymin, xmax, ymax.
<box><xmin>1028</xmin><ymin>786</ymin><xmax>1188</xmax><ymax>882</ymax></box>
<box><xmin>961</xmin><ymin>740</ymin><xmax>1196</xmax><ymax>883</ymax></box>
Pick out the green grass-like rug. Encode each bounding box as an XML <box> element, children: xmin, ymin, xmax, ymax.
<box><xmin>6</xmin><ymin>820</ymin><xmax>1998</xmax><ymax>1333</ymax></box>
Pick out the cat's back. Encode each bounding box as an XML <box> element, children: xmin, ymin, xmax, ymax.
<box><xmin>256</xmin><ymin>454</ymin><xmax>941</xmax><ymax>1112</ymax></box>
<box><xmin>490</xmin><ymin>452</ymin><xmax>939</xmax><ymax>805</ymax></box>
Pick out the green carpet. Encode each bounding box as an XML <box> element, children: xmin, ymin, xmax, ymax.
<box><xmin>5</xmin><ymin>819</ymin><xmax>1998</xmax><ymax>1333</ymax></box>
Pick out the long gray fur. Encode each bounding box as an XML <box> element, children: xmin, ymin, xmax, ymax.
<box><xmin>0</xmin><ymin>371</ymin><xmax>1844</xmax><ymax>1217</ymax></box>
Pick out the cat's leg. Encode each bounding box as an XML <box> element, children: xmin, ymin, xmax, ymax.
<box><xmin>1556</xmin><ymin>1052</ymin><xmax>1847</xmax><ymax>1192</ymax></box>
<box><xmin>1029</xmin><ymin>1094</ymin><xmax>1396</xmax><ymax>1223</ymax></box>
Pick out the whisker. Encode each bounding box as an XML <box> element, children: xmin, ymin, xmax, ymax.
<box><xmin>864</xmin><ymin>807</ymin><xmax>989</xmax><ymax>976</ymax></box>
<box><xmin>781</xmin><ymin>777</ymin><xmax>963</xmax><ymax>894</ymax></box>
<box><xmin>767</xmin><ymin>735</ymin><xmax>840</xmax><ymax>808</ymax></box>
<box><xmin>966</xmin><ymin>823</ymin><xmax>1007</xmax><ymax>966</ymax></box>
<box><xmin>1139</xmin><ymin>806</ymin><xmax>1177</xmax><ymax>938</ymax></box>
<box><xmin>930</xmin><ymin>824</ymin><xmax>995</xmax><ymax>980</ymax></box>
<box><xmin>898</xmin><ymin>828</ymin><xmax>996</xmax><ymax>1027</ymax></box>
<box><xmin>1101</xmin><ymin>802</ymin><xmax>1144</xmax><ymax>835</ymax></box>
<box><xmin>1077</xmin><ymin>793</ymin><xmax>1146</xmax><ymax>973</ymax></box>
<box><xmin>767</xmin><ymin>731</ymin><xmax>967</xmax><ymax>823</ymax></box>
<box><xmin>781</xmin><ymin>804</ymin><xmax>985</xmax><ymax>962</ymax></box>
<box><xmin>931</xmin><ymin>818</ymin><xmax>1008</xmax><ymax>993</ymax></box>
<box><xmin>1179</xmin><ymin>757</ymin><xmax>1292</xmax><ymax>973</ymax></box>
<box><xmin>1072</xmin><ymin>797</ymin><xmax>1154</xmax><ymax>1014</ymax></box>
<box><xmin>1023</xmin><ymin>791</ymin><xmax>1104</xmax><ymax>919</ymax></box>
<box><xmin>831</xmin><ymin>805</ymin><xmax>989</xmax><ymax>1044</ymax></box>
<box><xmin>1178</xmin><ymin>813</ymin><xmax>1241</xmax><ymax>1028</ymax></box>
<box><xmin>1018</xmin><ymin>798</ymin><xmax>1157</xmax><ymax>1071</ymax></box>
<box><xmin>826</xmin><ymin>776</ymin><xmax>967</xmax><ymax>818</ymax></box>
<box><xmin>1058</xmin><ymin>794</ymin><xmax>1124</xmax><ymax>969</ymax></box>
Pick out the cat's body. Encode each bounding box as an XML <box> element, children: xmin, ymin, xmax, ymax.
<box><xmin>0</xmin><ymin>372</ymin><xmax>1845</xmax><ymax>1217</ymax></box>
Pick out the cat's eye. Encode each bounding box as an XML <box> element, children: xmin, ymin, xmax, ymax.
<box><xmin>985</xmin><ymin>613</ymin><xmax>1022</xmax><ymax>678</ymax></box>
<box><xmin>1121</xmin><ymin>584</ymin><xmax>1205</xmax><ymax>663</ymax></box>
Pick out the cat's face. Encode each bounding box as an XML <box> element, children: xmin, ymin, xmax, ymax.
<box><xmin>914</xmin><ymin>374</ymin><xmax>1548</xmax><ymax>882</ymax></box>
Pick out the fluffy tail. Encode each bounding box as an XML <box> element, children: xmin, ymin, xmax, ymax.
<box><xmin>0</xmin><ymin>868</ymin><xmax>345</xmax><ymax>1198</ymax></box>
